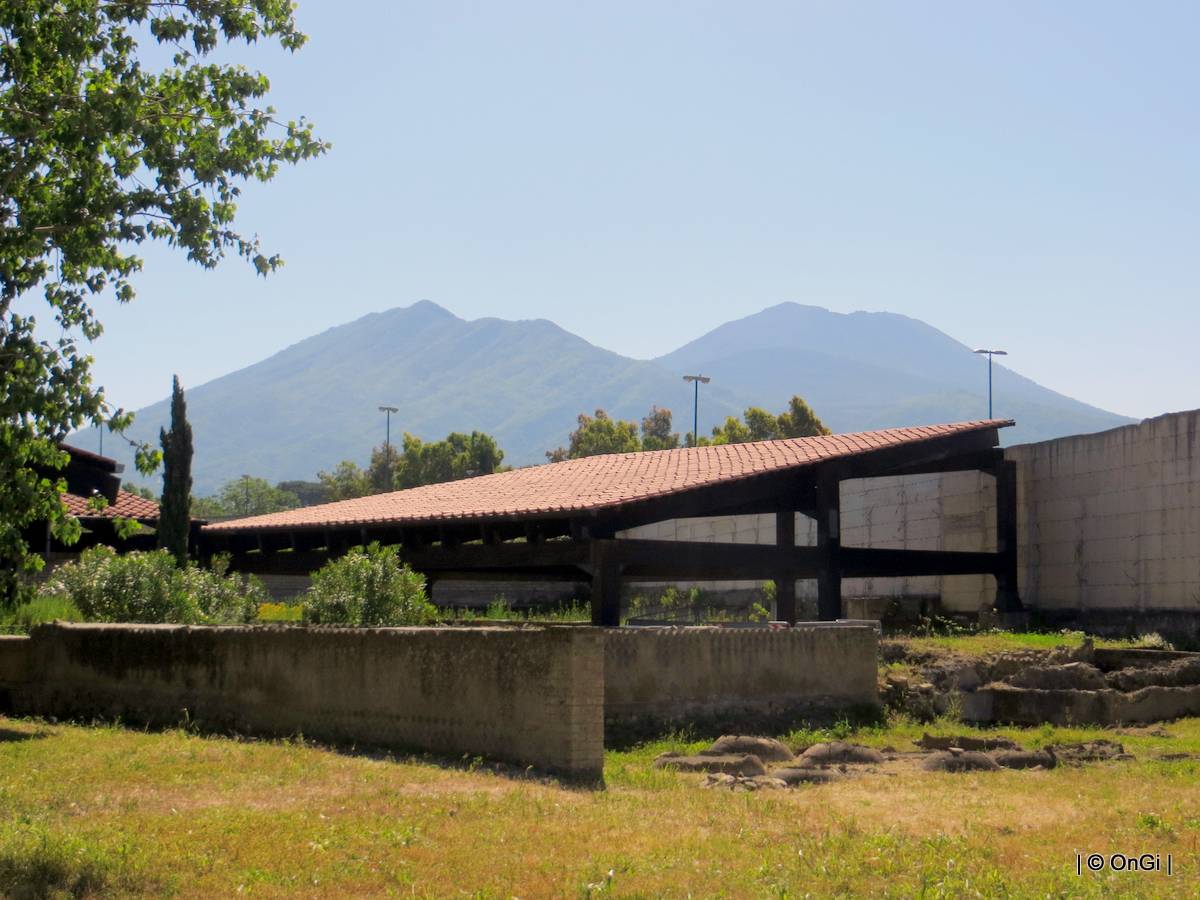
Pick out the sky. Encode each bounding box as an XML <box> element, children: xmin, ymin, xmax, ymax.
<box><xmin>36</xmin><ymin>1</ymin><xmax>1199</xmax><ymax>421</ymax></box>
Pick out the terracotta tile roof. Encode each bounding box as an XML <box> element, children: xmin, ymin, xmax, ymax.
<box><xmin>205</xmin><ymin>420</ymin><xmax>1011</xmax><ymax>534</ymax></box>
<box><xmin>63</xmin><ymin>490</ymin><xmax>159</xmax><ymax>520</ymax></box>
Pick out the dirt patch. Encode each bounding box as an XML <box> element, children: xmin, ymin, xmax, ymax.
<box><xmin>702</xmin><ymin>735</ymin><xmax>794</xmax><ymax>763</ymax></box>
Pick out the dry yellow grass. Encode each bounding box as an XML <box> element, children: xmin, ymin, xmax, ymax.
<box><xmin>1</xmin><ymin>714</ymin><xmax>1198</xmax><ymax>897</ymax></box>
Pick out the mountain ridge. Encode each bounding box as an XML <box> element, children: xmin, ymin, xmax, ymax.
<box><xmin>94</xmin><ymin>300</ymin><xmax>1134</xmax><ymax>494</ymax></box>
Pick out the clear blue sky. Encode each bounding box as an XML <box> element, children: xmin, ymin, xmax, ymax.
<box><xmin>63</xmin><ymin>1</ymin><xmax>1198</xmax><ymax>420</ymax></box>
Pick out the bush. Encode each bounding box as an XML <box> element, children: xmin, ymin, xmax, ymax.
<box><xmin>37</xmin><ymin>547</ymin><xmax>265</xmax><ymax>625</ymax></box>
<box><xmin>304</xmin><ymin>543</ymin><xmax>435</xmax><ymax>627</ymax></box>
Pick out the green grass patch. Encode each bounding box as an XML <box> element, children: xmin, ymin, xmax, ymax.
<box><xmin>0</xmin><ymin>595</ymin><xmax>82</xmax><ymax>634</ymax></box>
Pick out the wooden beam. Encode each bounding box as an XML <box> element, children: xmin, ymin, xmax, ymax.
<box><xmin>868</xmin><ymin>447</ymin><xmax>1004</xmax><ymax>479</ymax></box>
<box><xmin>590</xmin><ymin>539</ymin><xmax>621</xmax><ymax>627</ymax></box>
<box><xmin>816</xmin><ymin>473</ymin><xmax>842</xmax><ymax>620</ymax></box>
<box><xmin>839</xmin><ymin>547</ymin><xmax>1003</xmax><ymax>578</ymax></box>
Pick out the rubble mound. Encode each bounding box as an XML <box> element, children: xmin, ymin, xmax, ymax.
<box><xmin>916</xmin><ymin>733</ymin><xmax>1022</xmax><ymax>752</ymax></box>
<box><xmin>654</xmin><ymin>752</ymin><xmax>768</xmax><ymax>776</ymax></box>
<box><xmin>702</xmin><ymin>773</ymin><xmax>790</xmax><ymax>791</ymax></box>
<box><xmin>1048</xmin><ymin>740</ymin><xmax>1132</xmax><ymax>765</ymax></box>
<box><xmin>799</xmin><ymin>741</ymin><xmax>885</xmax><ymax>766</ymax></box>
<box><xmin>992</xmin><ymin>749</ymin><xmax>1057</xmax><ymax>770</ymax></box>
<box><xmin>921</xmin><ymin>750</ymin><xmax>1001</xmax><ymax>773</ymax></box>
<box><xmin>772</xmin><ymin>766</ymin><xmax>843</xmax><ymax>785</ymax></box>
<box><xmin>702</xmin><ymin>735</ymin><xmax>794</xmax><ymax>763</ymax></box>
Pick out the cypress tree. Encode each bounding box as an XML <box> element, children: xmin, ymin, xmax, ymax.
<box><xmin>157</xmin><ymin>376</ymin><xmax>193</xmax><ymax>566</ymax></box>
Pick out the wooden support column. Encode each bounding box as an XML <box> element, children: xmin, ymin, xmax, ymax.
<box><xmin>994</xmin><ymin>459</ymin><xmax>1023</xmax><ymax>612</ymax></box>
<box><xmin>816</xmin><ymin>474</ymin><xmax>842</xmax><ymax>620</ymax></box>
<box><xmin>774</xmin><ymin>511</ymin><xmax>797</xmax><ymax>624</ymax></box>
<box><xmin>590</xmin><ymin>539</ymin><xmax>622</xmax><ymax>627</ymax></box>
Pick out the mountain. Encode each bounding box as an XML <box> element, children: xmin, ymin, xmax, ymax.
<box><xmin>654</xmin><ymin>303</ymin><xmax>1131</xmax><ymax>446</ymax></box>
<box><xmin>107</xmin><ymin>301</ymin><xmax>749</xmax><ymax>494</ymax></box>
<box><xmin>101</xmin><ymin>301</ymin><xmax>1133</xmax><ymax>494</ymax></box>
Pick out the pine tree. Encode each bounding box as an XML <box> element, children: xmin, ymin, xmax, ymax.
<box><xmin>157</xmin><ymin>377</ymin><xmax>194</xmax><ymax>566</ymax></box>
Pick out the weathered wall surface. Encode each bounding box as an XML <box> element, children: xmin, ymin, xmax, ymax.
<box><xmin>0</xmin><ymin>623</ymin><xmax>605</xmax><ymax>779</ymax></box>
<box><xmin>998</xmin><ymin>409</ymin><xmax>1200</xmax><ymax>620</ymax></box>
<box><xmin>604</xmin><ymin>625</ymin><xmax>878</xmax><ymax>736</ymax></box>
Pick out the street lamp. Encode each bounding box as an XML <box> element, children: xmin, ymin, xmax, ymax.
<box><xmin>682</xmin><ymin>375</ymin><xmax>711</xmax><ymax>447</ymax></box>
<box><xmin>378</xmin><ymin>405</ymin><xmax>399</xmax><ymax>491</ymax></box>
<box><xmin>972</xmin><ymin>349</ymin><xmax>1007</xmax><ymax>418</ymax></box>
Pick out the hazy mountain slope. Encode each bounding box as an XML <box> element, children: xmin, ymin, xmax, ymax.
<box><xmin>100</xmin><ymin>300</ymin><xmax>1134</xmax><ymax>494</ymax></box>
<box><xmin>654</xmin><ymin>303</ymin><xmax>1132</xmax><ymax>445</ymax></box>
<box><xmin>109</xmin><ymin>301</ymin><xmax>747</xmax><ymax>493</ymax></box>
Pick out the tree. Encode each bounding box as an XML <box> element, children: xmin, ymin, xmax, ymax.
<box><xmin>0</xmin><ymin>4</ymin><xmax>324</xmax><ymax>604</ymax></box>
<box><xmin>710</xmin><ymin>395</ymin><xmax>830</xmax><ymax>445</ymax></box>
<box><xmin>157</xmin><ymin>376</ymin><xmax>192</xmax><ymax>565</ymax></box>
<box><xmin>640</xmin><ymin>406</ymin><xmax>679</xmax><ymax>451</ymax></box>
<box><xmin>317</xmin><ymin>460</ymin><xmax>372</xmax><ymax>502</ymax></box>
<box><xmin>777</xmin><ymin>395</ymin><xmax>830</xmax><ymax>438</ymax></box>
<box><xmin>275</xmin><ymin>480</ymin><xmax>328</xmax><ymax>507</ymax></box>
<box><xmin>546</xmin><ymin>410</ymin><xmax>641</xmax><ymax>461</ymax></box>
<box><xmin>193</xmin><ymin>476</ymin><xmax>299</xmax><ymax>519</ymax></box>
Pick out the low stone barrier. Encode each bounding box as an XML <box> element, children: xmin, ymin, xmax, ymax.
<box><xmin>605</xmin><ymin>625</ymin><xmax>879</xmax><ymax>740</ymax></box>
<box><xmin>0</xmin><ymin>623</ymin><xmax>605</xmax><ymax>780</ymax></box>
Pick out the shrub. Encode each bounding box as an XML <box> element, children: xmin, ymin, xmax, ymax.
<box><xmin>304</xmin><ymin>543</ymin><xmax>435</xmax><ymax>627</ymax></box>
<box><xmin>37</xmin><ymin>547</ymin><xmax>265</xmax><ymax>625</ymax></box>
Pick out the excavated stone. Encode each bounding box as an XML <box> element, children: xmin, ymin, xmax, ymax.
<box><xmin>799</xmin><ymin>741</ymin><xmax>885</xmax><ymax>766</ymax></box>
<box><xmin>921</xmin><ymin>750</ymin><xmax>1001</xmax><ymax>773</ymax></box>
<box><xmin>1002</xmin><ymin>662</ymin><xmax>1108</xmax><ymax>691</ymax></box>
<box><xmin>916</xmin><ymin>733</ymin><xmax>1022</xmax><ymax>752</ymax></box>
<box><xmin>772</xmin><ymin>766</ymin><xmax>843</xmax><ymax>785</ymax></box>
<box><xmin>654</xmin><ymin>752</ymin><xmax>768</xmax><ymax>776</ymax></box>
<box><xmin>1049</xmin><ymin>740</ymin><xmax>1130</xmax><ymax>765</ymax></box>
<box><xmin>702</xmin><ymin>735</ymin><xmax>794</xmax><ymax>763</ymax></box>
<box><xmin>1106</xmin><ymin>657</ymin><xmax>1200</xmax><ymax>692</ymax></box>
<box><xmin>992</xmin><ymin>749</ymin><xmax>1057</xmax><ymax>770</ymax></box>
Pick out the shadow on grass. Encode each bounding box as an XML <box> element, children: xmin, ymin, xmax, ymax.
<box><xmin>604</xmin><ymin>703</ymin><xmax>887</xmax><ymax>752</ymax></box>
<box><xmin>0</xmin><ymin>727</ymin><xmax>48</xmax><ymax>744</ymax></box>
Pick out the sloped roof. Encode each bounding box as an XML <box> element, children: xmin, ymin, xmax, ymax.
<box><xmin>63</xmin><ymin>490</ymin><xmax>159</xmax><ymax>520</ymax></box>
<box><xmin>204</xmin><ymin>420</ymin><xmax>1010</xmax><ymax>534</ymax></box>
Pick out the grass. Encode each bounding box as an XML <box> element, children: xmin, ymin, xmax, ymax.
<box><xmin>889</xmin><ymin>629</ymin><xmax>1146</xmax><ymax>658</ymax></box>
<box><xmin>0</xmin><ymin>595</ymin><xmax>82</xmax><ymax>634</ymax></box>
<box><xmin>1</xmin><ymin>714</ymin><xmax>1198</xmax><ymax>897</ymax></box>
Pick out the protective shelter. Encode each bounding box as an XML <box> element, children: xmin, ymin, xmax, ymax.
<box><xmin>203</xmin><ymin>420</ymin><xmax>1021</xmax><ymax>625</ymax></box>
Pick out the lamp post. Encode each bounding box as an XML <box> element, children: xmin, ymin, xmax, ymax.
<box><xmin>682</xmin><ymin>375</ymin><xmax>711</xmax><ymax>447</ymax></box>
<box><xmin>378</xmin><ymin>405</ymin><xmax>398</xmax><ymax>491</ymax></box>
<box><xmin>972</xmin><ymin>349</ymin><xmax>1007</xmax><ymax>418</ymax></box>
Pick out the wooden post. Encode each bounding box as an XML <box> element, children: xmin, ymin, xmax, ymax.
<box><xmin>816</xmin><ymin>474</ymin><xmax>842</xmax><ymax>620</ymax></box>
<box><xmin>774</xmin><ymin>511</ymin><xmax>797</xmax><ymax>624</ymax></box>
<box><xmin>994</xmin><ymin>459</ymin><xmax>1022</xmax><ymax>612</ymax></box>
<box><xmin>590</xmin><ymin>539</ymin><xmax>622</xmax><ymax>627</ymax></box>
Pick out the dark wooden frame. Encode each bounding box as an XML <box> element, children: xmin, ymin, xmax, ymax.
<box><xmin>209</xmin><ymin>425</ymin><xmax>1021</xmax><ymax>625</ymax></box>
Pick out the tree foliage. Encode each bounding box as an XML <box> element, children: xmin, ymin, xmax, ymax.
<box><xmin>0</xmin><ymin>2</ymin><xmax>324</xmax><ymax>603</ymax></box>
<box><xmin>547</xmin><ymin>406</ymin><xmax>683</xmax><ymax>460</ymax></box>
<box><xmin>709</xmin><ymin>395</ymin><xmax>830</xmax><ymax>445</ymax></box>
<box><xmin>192</xmin><ymin>475</ymin><xmax>299</xmax><ymax>519</ymax></box>
<box><xmin>156</xmin><ymin>375</ymin><xmax>192</xmax><ymax>565</ymax></box>
<box><xmin>640</xmin><ymin>406</ymin><xmax>680</xmax><ymax>451</ymax></box>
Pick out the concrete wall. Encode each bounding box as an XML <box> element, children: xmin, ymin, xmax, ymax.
<box><xmin>604</xmin><ymin>624</ymin><xmax>878</xmax><ymax>738</ymax></box>
<box><xmin>1000</xmin><ymin>409</ymin><xmax>1200</xmax><ymax>621</ymax></box>
<box><xmin>0</xmin><ymin>623</ymin><xmax>605</xmax><ymax>779</ymax></box>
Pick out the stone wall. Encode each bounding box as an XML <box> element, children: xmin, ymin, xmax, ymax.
<box><xmin>0</xmin><ymin>623</ymin><xmax>882</xmax><ymax>773</ymax></box>
<box><xmin>604</xmin><ymin>624</ymin><xmax>878</xmax><ymax>738</ymax></box>
<box><xmin>0</xmin><ymin>623</ymin><xmax>605</xmax><ymax>779</ymax></box>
